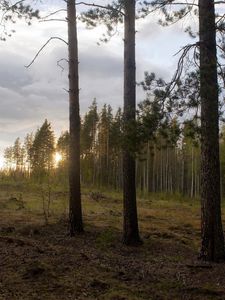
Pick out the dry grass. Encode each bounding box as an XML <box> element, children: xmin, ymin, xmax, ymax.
<box><xmin>0</xmin><ymin>188</ymin><xmax>225</xmax><ymax>299</ymax></box>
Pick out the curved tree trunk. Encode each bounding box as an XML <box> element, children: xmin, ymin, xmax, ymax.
<box><xmin>67</xmin><ymin>0</ymin><xmax>83</xmax><ymax>235</ymax></box>
<box><xmin>199</xmin><ymin>0</ymin><xmax>225</xmax><ymax>261</ymax></box>
<box><xmin>123</xmin><ymin>0</ymin><xmax>141</xmax><ymax>245</ymax></box>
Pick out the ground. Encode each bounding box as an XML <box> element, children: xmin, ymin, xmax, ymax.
<box><xmin>1</xmin><ymin>184</ymin><xmax>225</xmax><ymax>300</ymax></box>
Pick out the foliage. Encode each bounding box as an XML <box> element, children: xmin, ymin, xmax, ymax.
<box><xmin>0</xmin><ymin>0</ymin><xmax>39</xmax><ymax>41</ymax></box>
<box><xmin>30</xmin><ymin>119</ymin><xmax>55</xmax><ymax>180</ymax></box>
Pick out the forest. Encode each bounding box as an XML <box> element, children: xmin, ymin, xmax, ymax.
<box><xmin>4</xmin><ymin>106</ymin><xmax>225</xmax><ymax>199</ymax></box>
<box><xmin>1</xmin><ymin>0</ymin><xmax>225</xmax><ymax>299</ymax></box>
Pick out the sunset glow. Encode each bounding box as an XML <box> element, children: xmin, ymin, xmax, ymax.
<box><xmin>54</xmin><ymin>152</ymin><xmax>62</xmax><ymax>166</ymax></box>
<box><xmin>0</xmin><ymin>155</ymin><xmax>4</xmax><ymax>169</ymax></box>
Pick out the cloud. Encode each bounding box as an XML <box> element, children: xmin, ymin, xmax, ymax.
<box><xmin>0</xmin><ymin>51</ymin><xmax>32</xmax><ymax>90</ymax></box>
<box><xmin>0</xmin><ymin>3</ymin><xmax>194</xmax><ymax>158</ymax></box>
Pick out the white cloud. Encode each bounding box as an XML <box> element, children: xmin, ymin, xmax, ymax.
<box><xmin>0</xmin><ymin>1</ymin><xmax>195</xmax><ymax>159</ymax></box>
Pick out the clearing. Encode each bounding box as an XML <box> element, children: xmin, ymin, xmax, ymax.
<box><xmin>0</xmin><ymin>185</ymin><xmax>225</xmax><ymax>300</ymax></box>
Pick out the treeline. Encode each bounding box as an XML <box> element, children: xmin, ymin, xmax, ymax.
<box><xmin>3</xmin><ymin>120</ymin><xmax>55</xmax><ymax>180</ymax></box>
<box><xmin>3</xmin><ymin>100</ymin><xmax>225</xmax><ymax>198</ymax></box>
<box><xmin>1</xmin><ymin>0</ymin><xmax>224</xmax><ymax>261</ymax></box>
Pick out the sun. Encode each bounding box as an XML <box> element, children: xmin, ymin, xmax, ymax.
<box><xmin>0</xmin><ymin>155</ymin><xmax>5</xmax><ymax>169</ymax></box>
<box><xmin>54</xmin><ymin>152</ymin><xmax>62</xmax><ymax>166</ymax></box>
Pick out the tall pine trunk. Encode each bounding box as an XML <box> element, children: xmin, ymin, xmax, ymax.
<box><xmin>199</xmin><ymin>0</ymin><xmax>225</xmax><ymax>261</ymax></box>
<box><xmin>67</xmin><ymin>0</ymin><xmax>83</xmax><ymax>235</ymax></box>
<box><xmin>123</xmin><ymin>0</ymin><xmax>141</xmax><ymax>245</ymax></box>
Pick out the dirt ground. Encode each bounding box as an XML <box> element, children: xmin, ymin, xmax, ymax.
<box><xmin>1</xmin><ymin>189</ymin><xmax>225</xmax><ymax>300</ymax></box>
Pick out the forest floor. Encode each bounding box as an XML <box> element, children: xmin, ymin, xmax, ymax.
<box><xmin>1</xmin><ymin>184</ymin><xmax>225</xmax><ymax>299</ymax></box>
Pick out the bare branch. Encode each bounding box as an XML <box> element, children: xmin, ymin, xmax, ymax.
<box><xmin>166</xmin><ymin>42</ymin><xmax>199</xmax><ymax>95</ymax></box>
<box><xmin>214</xmin><ymin>1</ymin><xmax>225</xmax><ymax>4</ymax></box>
<box><xmin>25</xmin><ymin>37</ymin><xmax>68</xmax><ymax>68</ymax></box>
<box><xmin>39</xmin><ymin>18</ymin><xmax>67</xmax><ymax>23</ymax></box>
<box><xmin>57</xmin><ymin>58</ymin><xmax>69</xmax><ymax>74</ymax></box>
<box><xmin>41</xmin><ymin>9</ymin><xmax>67</xmax><ymax>20</ymax></box>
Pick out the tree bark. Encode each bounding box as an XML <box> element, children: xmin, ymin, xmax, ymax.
<box><xmin>123</xmin><ymin>0</ymin><xmax>141</xmax><ymax>245</ymax></box>
<box><xmin>67</xmin><ymin>0</ymin><xmax>83</xmax><ymax>235</ymax></box>
<box><xmin>191</xmin><ymin>146</ymin><xmax>194</xmax><ymax>198</ymax></box>
<box><xmin>199</xmin><ymin>0</ymin><xmax>225</xmax><ymax>261</ymax></box>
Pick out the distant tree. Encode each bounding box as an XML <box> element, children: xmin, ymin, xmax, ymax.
<box><xmin>97</xmin><ymin>104</ymin><xmax>113</xmax><ymax>186</ymax></box>
<box><xmin>81</xmin><ymin>99</ymin><xmax>99</xmax><ymax>186</ymax></box>
<box><xmin>12</xmin><ymin>138</ymin><xmax>23</xmax><ymax>172</ymax></box>
<box><xmin>30</xmin><ymin>119</ymin><xmax>55</xmax><ymax>180</ymax></box>
<box><xmin>56</xmin><ymin>131</ymin><xmax>70</xmax><ymax>185</ymax></box>
<box><xmin>4</xmin><ymin>146</ymin><xmax>14</xmax><ymax>171</ymax></box>
<box><xmin>57</xmin><ymin>131</ymin><xmax>70</xmax><ymax>165</ymax></box>
<box><xmin>81</xmin><ymin>99</ymin><xmax>99</xmax><ymax>155</ymax></box>
<box><xmin>109</xmin><ymin>107</ymin><xmax>123</xmax><ymax>189</ymax></box>
<box><xmin>24</xmin><ymin>132</ymin><xmax>34</xmax><ymax>175</ymax></box>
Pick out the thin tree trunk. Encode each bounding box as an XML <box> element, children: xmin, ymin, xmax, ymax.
<box><xmin>166</xmin><ymin>147</ymin><xmax>169</xmax><ymax>192</ymax></box>
<box><xmin>67</xmin><ymin>0</ymin><xmax>83</xmax><ymax>235</ymax></box>
<box><xmin>160</xmin><ymin>149</ymin><xmax>163</xmax><ymax>192</ymax></box>
<box><xmin>123</xmin><ymin>0</ymin><xmax>141</xmax><ymax>245</ymax></box>
<box><xmin>152</xmin><ymin>151</ymin><xmax>155</xmax><ymax>192</ymax></box>
<box><xmin>191</xmin><ymin>146</ymin><xmax>194</xmax><ymax>198</ymax></box>
<box><xmin>199</xmin><ymin>0</ymin><xmax>225</xmax><ymax>261</ymax></box>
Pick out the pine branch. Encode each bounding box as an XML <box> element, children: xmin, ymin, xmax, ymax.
<box><xmin>75</xmin><ymin>1</ymin><xmax>125</xmax><ymax>16</ymax></box>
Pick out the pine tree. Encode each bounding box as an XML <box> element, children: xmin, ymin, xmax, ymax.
<box><xmin>0</xmin><ymin>1</ymin><xmax>39</xmax><ymax>41</ymax></box>
<box><xmin>109</xmin><ymin>107</ymin><xmax>123</xmax><ymax>189</ymax></box>
<box><xmin>122</xmin><ymin>0</ymin><xmax>141</xmax><ymax>245</ymax></box>
<box><xmin>57</xmin><ymin>131</ymin><xmax>70</xmax><ymax>184</ymax></box>
<box><xmin>80</xmin><ymin>99</ymin><xmax>99</xmax><ymax>185</ymax></box>
<box><xmin>24</xmin><ymin>133</ymin><xmax>34</xmax><ymax>176</ymax></box>
<box><xmin>67</xmin><ymin>0</ymin><xmax>83</xmax><ymax>234</ymax></box>
<box><xmin>97</xmin><ymin>104</ymin><xmax>113</xmax><ymax>186</ymax></box>
<box><xmin>4</xmin><ymin>146</ymin><xmax>14</xmax><ymax>171</ymax></box>
<box><xmin>142</xmin><ymin>0</ymin><xmax>225</xmax><ymax>261</ymax></box>
<box><xmin>13</xmin><ymin>138</ymin><xmax>23</xmax><ymax>172</ymax></box>
<box><xmin>199</xmin><ymin>0</ymin><xmax>225</xmax><ymax>261</ymax></box>
<box><xmin>81</xmin><ymin>0</ymin><xmax>145</xmax><ymax>245</ymax></box>
<box><xmin>30</xmin><ymin>119</ymin><xmax>55</xmax><ymax>180</ymax></box>
<box><xmin>57</xmin><ymin>131</ymin><xmax>70</xmax><ymax>164</ymax></box>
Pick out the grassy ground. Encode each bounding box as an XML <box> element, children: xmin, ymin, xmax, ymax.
<box><xmin>1</xmin><ymin>185</ymin><xmax>225</xmax><ymax>299</ymax></box>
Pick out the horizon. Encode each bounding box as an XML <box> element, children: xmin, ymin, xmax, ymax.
<box><xmin>0</xmin><ymin>1</ymin><xmax>194</xmax><ymax>165</ymax></box>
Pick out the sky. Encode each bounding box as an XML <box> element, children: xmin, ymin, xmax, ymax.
<box><xmin>0</xmin><ymin>0</ymin><xmax>196</xmax><ymax>166</ymax></box>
